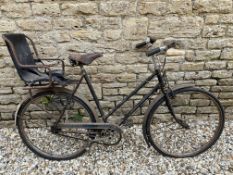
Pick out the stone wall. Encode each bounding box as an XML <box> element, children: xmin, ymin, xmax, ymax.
<box><xmin>0</xmin><ymin>0</ymin><xmax>233</xmax><ymax>127</ymax></box>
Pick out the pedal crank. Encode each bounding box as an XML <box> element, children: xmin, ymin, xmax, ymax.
<box><xmin>55</xmin><ymin>123</ymin><xmax>123</xmax><ymax>145</ymax></box>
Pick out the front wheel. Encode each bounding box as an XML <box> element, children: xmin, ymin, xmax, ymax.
<box><xmin>145</xmin><ymin>87</ymin><xmax>224</xmax><ymax>158</ymax></box>
<box><xmin>17</xmin><ymin>91</ymin><xmax>97</xmax><ymax>160</ymax></box>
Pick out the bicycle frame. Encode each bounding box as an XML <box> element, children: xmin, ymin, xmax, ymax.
<box><xmin>72</xmin><ymin>65</ymin><xmax>166</xmax><ymax>126</ymax></box>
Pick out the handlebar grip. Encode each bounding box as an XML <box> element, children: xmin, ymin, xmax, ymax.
<box><xmin>135</xmin><ymin>36</ymin><xmax>157</xmax><ymax>49</ymax></box>
<box><xmin>135</xmin><ymin>41</ymin><xmax>147</xmax><ymax>49</ymax></box>
<box><xmin>146</xmin><ymin>47</ymin><xmax>161</xmax><ymax>57</ymax></box>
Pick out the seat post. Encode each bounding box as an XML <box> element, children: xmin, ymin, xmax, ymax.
<box><xmin>80</xmin><ymin>65</ymin><xmax>104</xmax><ymax>118</ymax></box>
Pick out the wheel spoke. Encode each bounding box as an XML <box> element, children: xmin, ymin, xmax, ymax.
<box><xmin>148</xmin><ymin>88</ymin><xmax>224</xmax><ymax>157</ymax></box>
<box><xmin>17</xmin><ymin>91</ymin><xmax>96</xmax><ymax>160</ymax></box>
<box><xmin>33</xmin><ymin>103</ymin><xmax>54</xmax><ymax>116</ymax></box>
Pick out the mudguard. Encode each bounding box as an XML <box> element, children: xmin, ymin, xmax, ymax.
<box><xmin>142</xmin><ymin>84</ymin><xmax>195</xmax><ymax>147</ymax></box>
<box><xmin>14</xmin><ymin>87</ymin><xmax>99</xmax><ymax>125</ymax></box>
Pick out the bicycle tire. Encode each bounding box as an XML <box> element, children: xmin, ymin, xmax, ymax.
<box><xmin>17</xmin><ymin>90</ymin><xmax>96</xmax><ymax>160</ymax></box>
<box><xmin>144</xmin><ymin>87</ymin><xmax>224</xmax><ymax>158</ymax></box>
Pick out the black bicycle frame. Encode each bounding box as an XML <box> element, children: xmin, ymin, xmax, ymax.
<box><xmin>74</xmin><ymin>65</ymin><xmax>164</xmax><ymax>126</ymax></box>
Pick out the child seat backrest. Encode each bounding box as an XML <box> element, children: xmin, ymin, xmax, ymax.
<box><xmin>2</xmin><ymin>33</ymin><xmax>39</xmax><ymax>81</ymax></box>
<box><xmin>3</xmin><ymin>33</ymin><xmax>36</xmax><ymax>67</ymax></box>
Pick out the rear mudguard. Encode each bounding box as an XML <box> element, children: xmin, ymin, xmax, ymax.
<box><xmin>142</xmin><ymin>84</ymin><xmax>195</xmax><ymax>147</ymax></box>
<box><xmin>14</xmin><ymin>87</ymin><xmax>99</xmax><ymax>125</ymax></box>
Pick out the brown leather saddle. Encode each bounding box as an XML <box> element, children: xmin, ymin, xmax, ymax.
<box><xmin>69</xmin><ymin>52</ymin><xmax>103</xmax><ymax>65</ymax></box>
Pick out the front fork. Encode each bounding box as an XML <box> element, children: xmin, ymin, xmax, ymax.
<box><xmin>157</xmin><ymin>71</ymin><xmax>190</xmax><ymax>129</ymax></box>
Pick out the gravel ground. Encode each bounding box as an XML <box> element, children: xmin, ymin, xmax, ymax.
<box><xmin>0</xmin><ymin>121</ymin><xmax>232</xmax><ymax>175</ymax></box>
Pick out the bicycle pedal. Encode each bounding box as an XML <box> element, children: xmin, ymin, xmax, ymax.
<box><xmin>122</xmin><ymin>119</ymin><xmax>134</xmax><ymax>128</ymax></box>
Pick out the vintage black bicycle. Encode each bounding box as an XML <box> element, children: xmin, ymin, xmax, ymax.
<box><xmin>3</xmin><ymin>34</ymin><xmax>225</xmax><ymax>160</ymax></box>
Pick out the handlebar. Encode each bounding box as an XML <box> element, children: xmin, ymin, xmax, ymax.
<box><xmin>146</xmin><ymin>42</ymin><xmax>175</xmax><ymax>57</ymax></box>
<box><xmin>135</xmin><ymin>36</ymin><xmax>156</xmax><ymax>49</ymax></box>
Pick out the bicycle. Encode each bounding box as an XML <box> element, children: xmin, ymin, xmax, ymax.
<box><xmin>3</xmin><ymin>34</ymin><xmax>225</xmax><ymax>160</ymax></box>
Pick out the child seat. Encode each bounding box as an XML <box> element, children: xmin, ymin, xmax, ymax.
<box><xmin>2</xmin><ymin>33</ymin><xmax>75</xmax><ymax>87</ymax></box>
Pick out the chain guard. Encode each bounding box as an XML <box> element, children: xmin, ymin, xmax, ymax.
<box><xmin>54</xmin><ymin>123</ymin><xmax>123</xmax><ymax>146</ymax></box>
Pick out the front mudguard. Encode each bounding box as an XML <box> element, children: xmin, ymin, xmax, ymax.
<box><xmin>14</xmin><ymin>87</ymin><xmax>99</xmax><ymax>126</ymax></box>
<box><xmin>142</xmin><ymin>84</ymin><xmax>195</xmax><ymax>147</ymax></box>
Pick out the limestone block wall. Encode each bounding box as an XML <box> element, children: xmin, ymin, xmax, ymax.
<box><xmin>0</xmin><ymin>0</ymin><xmax>233</xmax><ymax>126</ymax></box>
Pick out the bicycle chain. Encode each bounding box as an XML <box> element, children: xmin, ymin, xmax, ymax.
<box><xmin>56</xmin><ymin>128</ymin><xmax>122</xmax><ymax>146</ymax></box>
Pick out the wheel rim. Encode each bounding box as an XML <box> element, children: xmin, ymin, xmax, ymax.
<box><xmin>148</xmin><ymin>88</ymin><xmax>223</xmax><ymax>157</ymax></box>
<box><xmin>18</xmin><ymin>92</ymin><xmax>95</xmax><ymax>160</ymax></box>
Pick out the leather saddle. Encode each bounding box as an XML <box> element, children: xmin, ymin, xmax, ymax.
<box><xmin>69</xmin><ymin>52</ymin><xmax>103</xmax><ymax>65</ymax></box>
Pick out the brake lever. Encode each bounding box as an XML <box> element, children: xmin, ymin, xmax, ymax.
<box><xmin>161</xmin><ymin>56</ymin><xmax>167</xmax><ymax>74</ymax></box>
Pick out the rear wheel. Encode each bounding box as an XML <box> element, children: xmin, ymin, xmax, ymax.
<box><xmin>17</xmin><ymin>91</ymin><xmax>96</xmax><ymax>160</ymax></box>
<box><xmin>145</xmin><ymin>87</ymin><xmax>224</xmax><ymax>158</ymax></box>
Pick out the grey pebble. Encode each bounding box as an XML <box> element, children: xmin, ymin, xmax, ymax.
<box><xmin>0</xmin><ymin>121</ymin><xmax>232</xmax><ymax>174</ymax></box>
